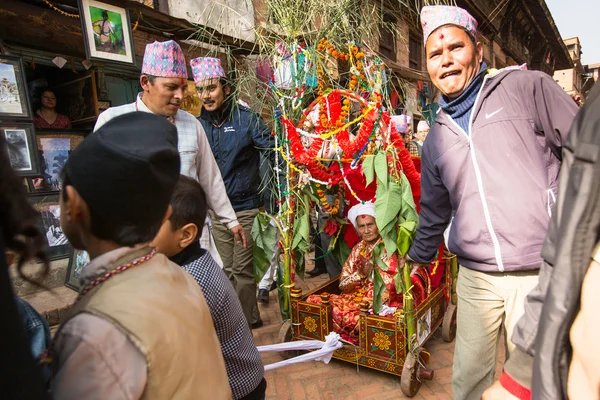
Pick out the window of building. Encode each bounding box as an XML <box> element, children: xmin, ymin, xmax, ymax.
<box><xmin>379</xmin><ymin>14</ymin><xmax>397</xmax><ymax>62</ymax></box>
<box><xmin>409</xmin><ymin>31</ymin><xmax>422</xmax><ymax>70</ymax></box>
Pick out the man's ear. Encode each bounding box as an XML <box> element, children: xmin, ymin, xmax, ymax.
<box><xmin>179</xmin><ymin>223</ymin><xmax>199</xmax><ymax>248</ymax></box>
<box><xmin>223</xmin><ymin>84</ymin><xmax>231</xmax><ymax>96</ymax></box>
<box><xmin>476</xmin><ymin>42</ymin><xmax>484</xmax><ymax>63</ymax></box>
<box><xmin>140</xmin><ymin>75</ymin><xmax>151</xmax><ymax>92</ymax></box>
<box><xmin>64</xmin><ymin>185</ymin><xmax>88</xmax><ymax>225</ymax></box>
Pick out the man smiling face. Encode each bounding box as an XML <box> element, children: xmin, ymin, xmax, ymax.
<box><xmin>425</xmin><ymin>25</ymin><xmax>483</xmax><ymax>99</ymax></box>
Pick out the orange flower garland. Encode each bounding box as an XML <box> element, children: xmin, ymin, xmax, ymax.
<box><xmin>315</xmin><ymin>183</ymin><xmax>344</xmax><ymax>215</ymax></box>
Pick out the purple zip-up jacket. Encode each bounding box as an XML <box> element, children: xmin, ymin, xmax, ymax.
<box><xmin>407</xmin><ymin>69</ymin><xmax>578</xmax><ymax>273</ymax></box>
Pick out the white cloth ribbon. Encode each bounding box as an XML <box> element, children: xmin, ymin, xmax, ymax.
<box><xmin>258</xmin><ymin>332</ymin><xmax>344</xmax><ymax>371</ymax></box>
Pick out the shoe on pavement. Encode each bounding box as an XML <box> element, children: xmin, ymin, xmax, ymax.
<box><xmin>307</xmin><ymin>267</ymin><xmax>327</xmax><ymax>277</ymax></box>
<box><xmin>257</xmin><ymin>289</ymin><xmax>270</xmax><ymax>304</ymax></box>
<box><xmin>269</xmin><ymin>281</ymin><xmax>277</xmax><ymax>291</ymax></box>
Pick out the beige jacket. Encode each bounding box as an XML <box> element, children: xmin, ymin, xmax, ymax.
<box><xmin>94</xmin><ymin>95</ymin><xmax>239</xmax><ymax>230</ymax></box>
<box><xmin>568</xmin><ymin>243</ymin><xmax>600</xmax><ymax>400</ymax></box>
<box><xmin>51</xmin><ymin>246</ymin><xmax>231</xmax><ymax>400</ymax></box>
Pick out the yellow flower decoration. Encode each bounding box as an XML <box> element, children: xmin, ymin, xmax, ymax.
<box><xmin>373</xmin><ymin>331</ymin><xmax>391</xmax><ymax>351</ymax></box>
<box><xmin>303</xmin><ymin>316</ymin><xmax>318</xmax><ymax>333</ymax></box>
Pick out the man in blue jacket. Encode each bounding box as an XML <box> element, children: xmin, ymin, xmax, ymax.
<box><xmin>191</xmin><ymin>57</ymin><xmax>275</xmax><ymax>328</ymax></box>
<box><xmin>407</xmin><ymin>5</ymin><xmax>578</xmax><ymax>400</ymax></box>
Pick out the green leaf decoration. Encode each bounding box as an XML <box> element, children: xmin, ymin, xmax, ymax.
<box><xmin>372</xmin><ymin>241</ymin><xmax>389</xmax><ymax>271</ymax></box>
<box><xmin>375</xmin><ymin>180</ymin><xmax>403</xmax><ymax>255</ymax></box>
<box><xmin>394</xmin><ymin>270</ymin><xmax>405</xmax><ymax>295</ymax></box>
<box><xmin>251</xmin><ymin>213</ymin><xmax>278</xmax><ymax>282</ymax></box>
<box><xmin>331</xmin><ymin>227</ymin><xmax>351</xmax><ymax>267</ymax></box>
<box><xmin>397</xmin><ymin>220</ymin><xmax>417</xmax><ymax>257</ymax></box>
<box><xmin>372</xmin><ymin>267</ymin><xmax>385</xmax><ymax>314</ymax></box>
<box><xmin>399</xmin><ymin>174</ymin><xmax>419</xmax><ymax>225</ymax></box>
<box><xmin>363</xmin><ymin>155</ymin><xmax>375</xmax><ymax>186</ymax></box>
<box><xmin>374</xmin><ymin>152</ymin><xmax>388</xmax><ymax>189</ymax></box>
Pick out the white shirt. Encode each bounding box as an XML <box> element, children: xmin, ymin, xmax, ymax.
<box><xmin>94</xmin><ymin>94</ymin><xmax>239</xmax><ymax>229</ymax></box>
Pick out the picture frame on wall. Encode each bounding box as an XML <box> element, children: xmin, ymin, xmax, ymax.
<box><xmin>29</xmin><ymin>193</ymin><xmax>72</xmax><ymax>260</ymax></box>
<box><xmin>29</xmin><ymin>129</ymin><xmax>88</xmax><ymax>192</ymax></box>
<box><xmin>1</xmin><ymin>123</ymin><xmax>40</xmax><ymax>177</ymax></box>
<box><xmin>78</xmin><ymin>0</ymin><xmax>136</xmax><ymax>66</ymax></box>
<box><xmin>53</xmin><ymin>72</ymin><xmax>99</xmax><ymax>126</ymax></box>
<box><xmin>65</xmin><ymin>249</ymin><xmax>90</xmax><ymax>291</ymax></box>
<box><xmin>0</xmin><ymin>55</ymin><xmax>33</xmax><ymax>120</ymax></box>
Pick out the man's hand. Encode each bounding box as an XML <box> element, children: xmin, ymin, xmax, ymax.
<box><xmin>231</xmin><ymin>224</ymin><xmax>248</xmax><ymax>248</ymax></box>
<box><xmin>482</xmin><ymin>381</ymin><xmax>520</xmax><ymax>400</ymax></box>
<box><xmin>403</xmin><ymin>255</ymin><xmax>422</xmax><ymax>276</ymax></box>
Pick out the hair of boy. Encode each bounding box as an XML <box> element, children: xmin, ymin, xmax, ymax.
<box><xmin>60</xmin><ymin>169</ymin><xmax>163</xmax><ymax>247</ymax></box>
<box><xmin>168</xmin><ymin>175</ymin><xmax>208</xmax><ymax>241</ymax></box>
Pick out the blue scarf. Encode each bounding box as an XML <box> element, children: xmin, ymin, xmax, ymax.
<box><xmin>438</xmin><ymin>62</ymin><xmax>488</xmax><ymax>134</ymax></box>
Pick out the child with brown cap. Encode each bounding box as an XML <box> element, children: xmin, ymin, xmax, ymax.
<box><xmin>51</xmin><ymin>112</ymin><xmax>231</xmax><ymax>399</ymax></box>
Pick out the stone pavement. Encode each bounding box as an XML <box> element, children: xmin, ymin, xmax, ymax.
<box><xmin>252</xmin><ymin>270</ymin><xmax>505</xmax><ymax>399</ymax></box>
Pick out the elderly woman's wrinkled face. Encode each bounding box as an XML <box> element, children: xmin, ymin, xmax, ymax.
<box><xmin>356</xmin><ymin>215</ymin><xmax>379</xmax><ymax>244</ymax></box>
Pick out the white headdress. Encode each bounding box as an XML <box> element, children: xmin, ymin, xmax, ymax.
<box><xmin>347</xmin><ymin>202</ymin><xmax>376</xmax><ymax>229</ymax></box>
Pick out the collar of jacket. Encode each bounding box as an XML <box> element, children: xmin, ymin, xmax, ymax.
<box><xmin>435</xmin><ymin>68</ymin><xmax>515</xmax><ymax>135</ymax></box>
<box><xmin>169</xmin><ymin>241</ymin><xmax>206</xmax><ymax>266</ymax></box>
<box><xmin>200</xmin><ymin>97</ymin><xmax>233</xmax><ymax>126</ymax></box>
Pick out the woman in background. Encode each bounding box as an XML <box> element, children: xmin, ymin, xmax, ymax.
<box><xmin>33</xmin><ymin>89</ymin><xmax>71</xmax><ymax>129</ymax></box>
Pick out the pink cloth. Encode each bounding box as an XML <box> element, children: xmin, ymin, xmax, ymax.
<box><xmin>141</xmin><ymin>40</ymin><xmax>188</xmax><ymax>78</ymax></box>
<box><xmin>190</xmin><ymin>57</ymin><xmax>226</xmax><ymax>84</ymax></box>
<box><xmin>421</xmin><ymin>5</ymin><xmax>478</xmax><ymax>44</ymax></box>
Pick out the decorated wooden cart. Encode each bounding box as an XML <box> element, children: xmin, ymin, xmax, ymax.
<box><xmin>278</xmin><ymin>253</ymin><xmax>458</xmax><ymax>397</ymax></box>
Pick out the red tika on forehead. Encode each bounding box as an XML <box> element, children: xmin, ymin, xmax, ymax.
<box><xmin>439</xmin><ymin>33</ymin><xmax>444</xmax><ymax>39</ymax></box>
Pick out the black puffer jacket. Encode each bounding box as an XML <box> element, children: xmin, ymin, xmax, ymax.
<box><xmin>502</xmin><ymin>82</ymin><xmax>600</xmax><ymax>399</ymax></box>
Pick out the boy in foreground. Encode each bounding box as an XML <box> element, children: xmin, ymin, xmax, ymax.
<box><xmin>51</xmin><ymin>112</ymin><xmax>230</xmax><ymax>399</ymax></box>
<box><xmin>152</xmin><ymin>175</ymin><xmax>266</xmax><ymax>400</ymax></box>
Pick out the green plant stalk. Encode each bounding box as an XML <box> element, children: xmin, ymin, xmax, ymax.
<box><xmin>403</xmin><ymin>260</ymin><xmax>415</xmax><ymax>352</ymax></box>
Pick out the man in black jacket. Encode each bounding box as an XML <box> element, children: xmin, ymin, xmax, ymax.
<box><xmin>191</xmin><ymin>56</ymin><xmax>275</xmax><ymax>329</ymax></box>
<box><xmin>483</xmin><ymin>83</ymin><xmax>600</xmax><ymax>399</ymax></box>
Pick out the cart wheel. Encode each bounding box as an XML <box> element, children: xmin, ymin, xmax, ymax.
<box><xmin>401</xmin><ymin>347</ymin><xmax>432</xmax><ymax>397</ymax></box>
<box><xmin>442</xmin><ymin>303</ymin><xmax>457</xmax><ymax>342</ymax></box>
<box><xmin>277</xmin><ymin>320</ymin><xmax>299</xmax><ymax>359</ymax></box>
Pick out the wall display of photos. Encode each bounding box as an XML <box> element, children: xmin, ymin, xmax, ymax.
<box><xmin>28</xmin><ymin>193</ymin><xmax>72</xmax><ymax>261</ymax></box>
<box><xmin>1</xmin><ymin>123</ymin><xmax>40</xmax><ymax>177</ymax></box>
<box><xmin>78</xmin><ymin>0</ymin><xmax>136</xmax><ymax>66</ymax></box>
<box><xmin>29</xmin><ymin>130</ymin><xmax>87</xmax><ymax>192</ymax></box>
<box><xmin>65</xmin><ymin>249</ymin><xmax>90</xmax><ymax>291</ymax></box>
<box><xmin>0</xmin><ymin>54</ymin><xmax>33</xmax><ymax>120</ymax></box>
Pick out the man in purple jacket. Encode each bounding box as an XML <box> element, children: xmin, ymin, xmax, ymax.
<box><xmin>407</xmin><ymin>5</ymin><xmax>578</xmax><ymax>400</ymax></box>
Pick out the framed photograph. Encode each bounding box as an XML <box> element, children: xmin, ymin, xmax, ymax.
<box><xmin>29</xmin><ymin>129</ymin><xmax>88</xmax><ymax>192</ymax></box>
<box><xmin>1</xmin><ymin>123</ymin><xmax>40</xmax><ymax>176</ymax></box>
<box><xmin>0</xmin><ymin>55</ymin><xmax>33</xmax><ymax>120</ymax></box>
<box><xmin>78</xmin><ymin>0</ymin><xmax>136</xmax><ymax>66</ymax></box>
<box><xmin>53</xmin><ymin>72</ymin><xmax>99</xmax><ymax>125</ymax></box>
<box><xmin>29</xmin><ymin>193</ymin><xmax>72</xmax><ymax>260</ymax></box>
<box><xmin>66</xmin><ymin>249</ymin><xmax>90</xmax><ymax>291</ymax></box>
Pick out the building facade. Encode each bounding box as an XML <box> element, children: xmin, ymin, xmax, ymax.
<box><xmin>553</xmin><ymin>37</ymin><xmax>584</xmax><ymax>103</ymax></box>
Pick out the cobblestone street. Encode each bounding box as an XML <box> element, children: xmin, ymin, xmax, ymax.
<box><xmin>252</xmin><ymin>267</ymin><xmax>504</xmax><ymax>400</ymax></box>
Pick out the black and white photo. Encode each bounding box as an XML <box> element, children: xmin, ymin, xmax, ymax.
<box><xmin>29</xmin><ymin>193</ymin><xmax>71</xmax><ymax>260</ymax></box>
<box><xmin>1</xmin><ymin>123</ymin><xmax>40</xmax><ymax>177</ymax></box>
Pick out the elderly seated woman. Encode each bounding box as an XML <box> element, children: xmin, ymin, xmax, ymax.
<box><xmin>308</xmin><ymin>203</ymin><xmax>403</xmax><ymax>344</ymax></box>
